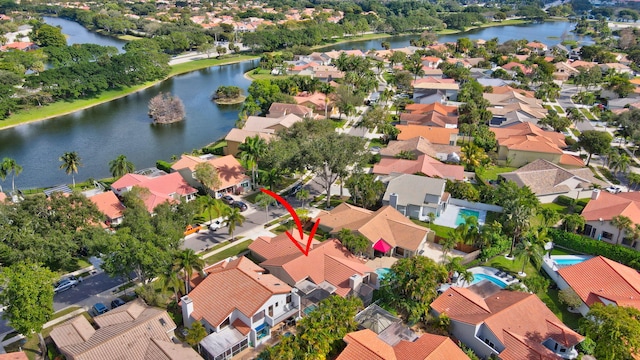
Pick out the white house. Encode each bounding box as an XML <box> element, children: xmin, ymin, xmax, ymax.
<box><xmin>380</xmin><ymin>173</ymin><xmax>449</xmax><ymax>221</ymax></box>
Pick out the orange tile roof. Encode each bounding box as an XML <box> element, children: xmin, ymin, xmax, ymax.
<box><xmin>502</xmin><ymin>62</ymin><xmax>533</xmax><ymax>74</ymax></box>
<box><xmin>581</xmin><ymin>191</ymin><xmax>640</xmax><ymax>223</ymax></box>
<box><xmin>0</xmin><ymin>192</ymin><xmax>6</xmax><ymax>203</ymax></box>
<box><xmin>491</xmin><ymin>122</ymin><xmax>567</xmax><ymax>155</ymax></box>
<box><xmin>559</xmin><ymin>154</ymin><xmax>585</xmax><ymax>167</ymax></box>
<box><xmin>431</xmin><ymin>288</ymin><xmax>583</xmax><ymax>359</ymax></box>
<box><xmin>338</xmin><ymin>330</ymin><xmax>395</xmax><ymax>360</ymax></box>
<box><xmin>88</xmin><ymin>191</ymin><xmax>125</xmax><ymax>221</ymax></box>
<box><xmin>188</xmin><ymin>257</ymin><xmax>291</xmax><ymax>327</ymax></box>
<box><xmin>111</xmin><ymin>173</ymin><xmax>149</xmax><ymax>190</ymax></box>
<box><xmin>171</xmin><ymin>155</ymin><xmax>249</xmax><ymax>191</ymax></box>
<box><xmin>558</xmin><ymin>256</ymin><xmax>640</xmax><ymax>311</ymax></box>
<box><xmin>372</xmin><ymin>154</ymin><xmax>464</xmax><ymax>181</ymax></box>
<box><xmin>400</xmin><ymin>112</ymin><xmax>458</xmax><ymax>128</ymax></box>
<box><xmin>249</xmin><ymin>232</ymin><xmax>321</xmax><ymax>262</ymax></box>
<box><xmin>490</xmin><ymin>86</ymin><xmax>535</xmax><ymax>98</ymax></box>
<box><xmin>0</xmin><ymin>353</ymin><xmax>28</xmax><ymax>360</ymax></box>
<box><xmin>316</xmin><ymin>204</ymin><xmax>432</xmax><ymax>253</ymax></box>
<box><xmin>112</xmin><ymin>173</ymin><xmax>196</xmax><ymax>212</ymax></box>
<box><xmin>257</xmin><ymin>237</ymin><xmax>373</xmax><ymax>297</ymax></box>
<box><xmin>570</xmin><ymin>60</ymin><xmax>598</xmax><ymax>69</ymax></box>
<box><xmin>396</xmin><ymin>125</ymin><xmax>458</xmax><ymax>145</ymax></box>
<box><xmin>405</xmin><ymin>102</ymin><xmax>457</xmax><ymax>115</ymax></box>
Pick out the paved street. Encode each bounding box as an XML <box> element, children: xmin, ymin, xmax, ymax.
<box><xmin>52</xmin><ymin>272</ymin><xmax>126</xmax><ymax>312</ymax></box>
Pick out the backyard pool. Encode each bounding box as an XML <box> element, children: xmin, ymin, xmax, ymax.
<box><xmin>552</xmin><ymin>255</ymin><xmax>592</xmax><ymax>269</ymax></box>
<box><xmin>471</xmin><ymin>273</ymin><xmax>507</xmax><ymax>288</ymax></box>
<box><xmin>375</xmin><ymin>268</ymin><xmax>391</xmax><ymax>279</ymax></box>
<box><xmin>455</xmin><ymin>209</ymin><xmax>480</xmax><ymax>226</ymax></box>
<box><xmin>303</xmin><ymin>305</ymin><xmax>318</xmax><ymax>316</ymax></box>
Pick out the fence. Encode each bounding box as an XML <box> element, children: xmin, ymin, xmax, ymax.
<box><xmin>449</xmin><ymin>198</ymin><xmax>503</xmax><ymax>213</ymax></box>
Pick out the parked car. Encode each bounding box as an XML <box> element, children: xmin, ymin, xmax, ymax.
<box><xmin>232</xmin><ymin>201</ymin><xmax>248</xmax><ymax>211</ymax></box>
<box><xmin>221</xmin><ymin>195</ymin><xmax>235</xmax><ymax>205</ymax></box>
<box><xmin>110</xmin><ymin>298</ymin><xmax>126</xmax><ymax>309</ymax></box>
<box><xmin>605</xmin><ymin>185</ymin><xmax>622</xmax><ymax>194</ymax></box>
<box><xmin>209</xmin><ymin>219</ymin><xmax>227</xmax><ymax>231</ymax></box>
<box><xmin>93</xmin><ymin>303</ymin><xmax>108</xmax><ymax>315</ymax></box>
<box><xmin>184</xmin><ymin>224</ymin><xmax>202</xmax><ymax>236</ymax></box>
<box><xmin>289</xmin><ymin>183</ymin><xmax>303</xmax><ymax>196</ymax></box>
<box><xmin>54</xmin><ymin>277</ymin><xmax>78</xmax><ymax>294</ymax></box>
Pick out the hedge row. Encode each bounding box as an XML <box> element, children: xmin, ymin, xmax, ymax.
<box><xmin>549</xmin><ymin>229</ymin><xmax>640</xmax><ymax>270</ymax></box>
<box><xmin>156</xmin><ymin>160</ymin><xmax>172</xmax><ymax>173</ymax></box>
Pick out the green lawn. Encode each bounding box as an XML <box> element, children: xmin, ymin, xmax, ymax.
<box><xmin>330</xmin><ymin>119</ymin><xmax>347</xmax><ymax>129</ymax></box>
<box><xmin>118</xmin><ymin>35</ymin><xmax>142</xmax><ymax>41</ymax></box>
<box><xmin>551</xmin><ymin>247</ymin><xmax>579</xmax><ymax>256</ymax></box>
<box><xmin>168</xmin><ymin>55</ymin><xmax>259</xmax><ymax>76</ymax></box>
<box><xmin>368</xmin><ymin>138</ymin><xmax>386</xmax><ymax>148</ymax></box>
<box><xmin>245</xmin><ymin>68</ymin><xmax>289</xmax><ymax>81</ymax></box>
<box><xmin>204</xmin><ymin>239</ymin><xmax>252</xmax><ymax>265</ymax></box>
<box><xmin>478</xmin><ymin>166</ymin><xmax>517</xmax><ymax>181</ymax></box>
<box><xmin>570</xmin><ymin>128</ymin><xmax>580</xmax><ymax>137</ymax></box>
<box><xmin>580</xmin><ymin>108</ymin><xmax>595</xmax><ymax>120</ymax></box>
<box><xmin>553</xmin><ymin>105</ymin><xmax>565</xmax><ymax>114</ymax></box>
<box><xmin>540</xmin><ymin>202</ymin><xmax>569</xmax><ymax>214</ymax></box>
<box><xmin>411</xmin><ymin>219</ymin><xmax>452</xmax><ymax>238</ymax></box>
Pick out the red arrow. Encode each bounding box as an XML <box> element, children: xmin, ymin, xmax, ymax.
<box><xmin>260</xmin><ymin>188</ymin><xmax>319</xmax><ymax>256</ymax></box>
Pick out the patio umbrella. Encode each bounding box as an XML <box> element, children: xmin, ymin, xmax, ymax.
<box><xmin>373</xmin><ymin>239</ymin><xmax>392</xmax><ymax>253</ymax></box>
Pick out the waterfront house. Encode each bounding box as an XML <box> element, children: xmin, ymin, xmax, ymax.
<box><xmin>111</xmin><ymin>172</ymin><xmax>197</xmax><ymax>213</ymax></box>
<box><xmin>267</xmin><ymin>102</ymin><xmax>314</xmax><ymax>118</ymax></box>
<box><xmin>171</xmin><ymin>154</ymin><xmax>251</xmax><ymax>196</ymax></box>
<box><xmin>87</xmin><ymin>190</ymin><xmax>126</xmax><ymax>227</ymax></box>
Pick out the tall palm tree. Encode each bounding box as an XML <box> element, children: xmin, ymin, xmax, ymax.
<box><xmin>108</xmin><ymin>154</ymin><xmax>135</xmax><ymax>178</ymax></box>
<box><xmin>566</xmin><ymin>107</ymin><xmax>584</xmax><ymax>126</ymax></box>
<box><xmin>611</xmin><ymin>215</ymin><xmax>632</xmax><ymax>244</ymax></box>
<box><xmin>173</xmin><ymin>249</ymin><xmax>204</xmax><ymax>294</ymax></box>
<box><xmin>440</xmin><ymin>237</ymin><xmax>457</xmax><ymax>264</ymax></box>
<box><xmin>158</xmin><ymin>268</ymin><xmax>184</xmax><ymax>301</ymax></box>
<box><xmin>199</xmin><ymin>196</ymin><xmax>227</xmax><ymax>224</ymax></box>
<box><xmin>319</xmin><ymin>83</ymin><xmax>335</xmax><ymax>119</ymax></box>
<box><xmin>296</xmin><ymin>188</ymin><xmax>310</xmax><ymax>209</ymax></box>
<box><xmin>255</xmin><ymin>192</ymin><xmax>275</xmax><ymax>222</ymax></box>
<box><xmin>59</xmin><ymin>151</ymin><xmax>82</xmax><ymax>187</ymax></box>
<box><xmin>461</xmin><ymin>143</ymin><xmax>488</xmax><ymax>171</ymax></box>
<box><xmin>515</xmin><ymin>240</ymin><xmax>543</xmax><ymax>276</ymax></box>
<box><xmin>225</xmin><ymin>207</ymin><xmax>246</xmax><ymax>242</ymax></box>
<box><xmin>610</xmin><ymin>153</ymin><xmax>631</xmax><ymax>175</ymax></box>
<box><xmin>238</xmin><ymin>135</ymin><xmax>267</xmax><ymax>188</ymax></box>
<box><xmin>1</xmin><ymin>157</ymin><xmax>22</xmax><ymax>193</ymax></box>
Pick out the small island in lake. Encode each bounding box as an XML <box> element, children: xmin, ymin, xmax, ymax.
<box><xmin>212</xmin><ymin>85</ymin><xmax>246</xmax><ymax>105</ymax></box>
<box><xmin>148</xmin><ymin>93</ymin><xmax>185</xmax><ymax>124</ymax></box>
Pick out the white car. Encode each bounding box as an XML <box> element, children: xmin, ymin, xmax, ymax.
<box><xmin>209</xmin><ymin>217</ymin><xmax>227</xmax><ymax>231</ymax></box>
<box><xmin>54</xmin><ymin>277</ymin><xmax>79</xmax><ymax>293</ymax></box>
<box><xmin>605</xmin><ymin>185</ymin><xmax>622</xmax><ymax>194</ymax></box>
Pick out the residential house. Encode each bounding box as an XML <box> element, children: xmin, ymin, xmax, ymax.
<box><xmin>553</xmin><ymin>62</ymin><xmax>580</xmax><ymax>82</ymax></box>
<box><xmin>491</xmin><ymin>122</ymin><xmax>583</xmax><ymax>167</ymax></box>
<box><xmin>431</xmin><ymin>285</ymin><xmax>583</xmax><ymax>360</ymax></box>
<box><xmin>499</xmin><ymin>159</ymin><xmax>606</xmax><ymax>203</ymax></box>
<box><xmin>554</xmin><ymin>256</ymin><xmax>640</xmax><ymax>316</ymax></box>
<box><xmin>171</xmin><ymin>154</ymin><xmax>251</xmax><ymax>196</ymax></box>
<box><xmin>181</xmin><ymin>257</ymin><xmax>301</xmax><ymax>358</ymax></box>
<box><xmin>526</xmin><ymin>41</ymin><xmax>548</xmax><ymax>54</ymax></box>
<box><xmin>569</xmin><ymin>60</ymin><xmax>598</xmax><ymax>70</ymax></box>
<box><xmin>500</xmin><ymin>61</ymin><xmax>534</xmax><ymax>75</ymax></box>
<box><xmin>412</xmin><ymin>89</ymin><xmax>448</xmax><ymax>105</ymax></box>
<box><xmin>50</xmin><ymin>299</ymin><xmax>201</xmax><ymax>360</ymax></box>
<box><xmin>224</xmin><ymin>113</ymin><xmax>303</xmax><ymax>156</ymax></box>
<box><xmin>87</xmin><ymin>190</ymin><xmax>126</xmax><ymax>227</ymax></box>
<box><xmin>316</xmin><ymin>203</ymin><xmax>435</xmax><ymax>258</ymax></box>
<box><xmin>580</xmin><ymin>190</ymin><xmax>640</xmax><ymax>249</ymax></box>
<box><xmin>293</xmin><ymin>92</ymin><xmax>336</xmax><ymax>117</ymax></box>
<box><xmin>267</xmin><ymin>102</ymin><xmax>314</xmax><ymax>118</ymax></box>
<box><xmin>484</xmin><ymin>88</ymin><xmax>547</xmax><ymax>127</ymax></box>
<box><xmin>0</xmin><ymin>41</ymin><xmax>37</xmax><ymax>51</ymax></box>
<box><xmin>396</xmin><ymin>125</ymin><xmax>458</xmax><ymax>145</ymax></box>
<box><xmin>224</xmin><ymin>129</ymin><xmax>274</xmax><ymax>157</ymax></box>
<box><xmin>380</xmin><ymin>173</ymin><xmax>449</xmax><ymax>221</ymax></box>
<box><xmin>111</xmin><ymin>172</ymin><xmax>197</xmax><ymax>213</ymax></box>
<box><xmin>413</xmin><ymin>80</ymin><xmax>459</xmax><ymax>102</ymax></box>
<box><xmin>337</xmin><ymin>329</ymin><xmax>469</xmax><ymax>360</ymax></box>
<box><xmin>373</xmin><ymin>154</ymin><xmax>465</xmax><ymax>181</ymax></box>
<box><xmin>421</xmin><ymin>56</ymin><xmax>443</xmax><ymax>69</ymax></box>
<box><xmin>399</xmin><ymin>102</ymin><xmax>459</xmax><ymax>129</ymax></box>
<box><xmin>379</xmin><ymin>136</ymin><xmax>460</xmax><ymax>162</ymax></box>
<box><xmin>249</xmin><ymin>234</ymin><xmax>375</xmax><ymax>304</ymax></box>
<box><xmin>600</xmin><ymin>63</ymin><xmax>633</xmax><ymax>75</ymax></box>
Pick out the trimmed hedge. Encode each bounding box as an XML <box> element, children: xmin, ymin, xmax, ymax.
<box><xmin>555</xmin><ymin>195</ymin><xmax>574</xmax><ymax>207</ymax></box>
<box><xmin>156</xmin><ymin>160</ymin><xmax>172</xmax><ymax>173</ymax></box>
<box><xmin>549</xmin><ymin>229</ymin><xmax>640</xmax><ymax>270</ymax></box>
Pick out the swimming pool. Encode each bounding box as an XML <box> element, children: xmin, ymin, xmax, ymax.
<box><xmin>552</xmin><ymin>255</ymin><xmax>592</xmax><ymax>268</ymax></box>
<box><xmin>375</xmin><ymin>268</ymin><xmax>391</xmax><ymax>279</ymax></box>
<box><xmin>471</xmin><ymin>273</ymin><xmax>507</xmax><ymax>288</ymax></box>
<box><xmin>303</xmin><ymin>305</ymin><xmax>318</xmax><ymax>315</ymax></box>
<box><xmin>456</xmin><ymin>209</ymin><xmax>480</xmax><ymax>226</ymax></box>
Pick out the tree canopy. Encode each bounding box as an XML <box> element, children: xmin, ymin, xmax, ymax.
<box><xmin>580</xmin><ymin>304</ymin><xmax>640</xmax><ymax>360</ymax></box>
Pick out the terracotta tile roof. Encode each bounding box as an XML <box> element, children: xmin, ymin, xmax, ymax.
<box><xmin>242</xmin><ymin>114</ymin><xmax>302</xmax><ymax>132</ymax></box>
<box><xmin>224</xmin><ymin>128</ymin><xmax>274</xmax><ymax>143</ymax></box>
<box><xmin>412</xmin><ymin>77</ymin><xmax>455</xmax><ymax>86</ymax></box>
<box><xmin>558</xmin><ymin>256</ymin><xmax>640</xmax><ymax>311</ymax></box>
<box><xmin>499</xmin><ymin>159</ymin><xmax>603</xmax><ymax>196</ymax></box>
<box><xmin>249</xmin><ymin>232</ymin><xmax>321</xmax><ymax>262</ymax></box>
<box><xmin>559</xmin><ymin>154</ymin><xmax>585</xmax><ymax>167</ymax></box>
<box><xmin>394</xmin><ymin>332</ymin><xmax>470</xmax><ymax>360</ymax></box>
<box><xmin>187</xmin><ymin>257</ymin><xmax>291</xmax><ymax>327</ymax></box>
<box><xmin>431</xmin><ymin>288</ymin><xmax>583</xmax><ymax>358</ymax></box>
<box><xmin>400</xmin><ymin>112</ymin><xmax>458</xmax><ymax>127</ymax></box>
<box><xmin>396</xmin><ymin>125</ymin><xmax>458</xmax><ymax>145</ymax></box>
<box><xmin>88</xmin><ymin>191</ymin><xmax>125</xmax><ymax>221</ymax></box>
<box><xmin>413</xmin><ymin>82</ymin><xmax>459</xmax><ymax>90</ymax></box>
<box><xmin>581</xmin><ymin>191</ymin><xmax>640</xmax><ymax>223</ymax></box>
<box><xmin>0</xmin><ymin>353</ymin><xmax>28</xmax><ymax>360</ymax></box>
<box><xmin>294</xmin><ymin>92</ymin><xmax>330</xmax><ymax>109</ymax></box>
<box><xmin>491</xmin><ymin>122</ymin><xmax>567</xmax><ymax>155</ymax></box>
<box><xmin>111</xmin><ymin>173</ymin><xmax>149</xmax><ymax>190</ymax></box>
<box><xmin>232</xmin><ymin>319</ymin><xmax>251</xmax><ymax>336</ymax></box>
<box><xmin>570</xmin><ymin>60</ymin><xmax>598</xmax><ymax>69</ymax></box>
<box><xmin>338</xmin><ymin>329</ymin><xmax>395</xmax><ymax>360</ymax></box>
<box><xmin>171</xmin><ymin>155</ymin><xmax>249</xmax><ymax>191</ymax></box>
<box><xmin>372</xmin><ymin>154</ymin><xmax>464</xmax><ymax>181</ymax></box>
<box><xmin>499</xmin><ymin>330</ymin><xmax>560</xmax><ymax>360</ymax></box>
<box><xmin>526</xmin><ymin>41</ymin><xmax>547</xmax><ymax>49</ymax></box>
<box><xmin>316</xmin><ymin>204</ymin><xmax>432</xmax><ymax>253</ymax></box>
<box><xmin>490</xmin><ymin>86</ymin><xmax>535</xmax><ymax>98</ymax></box>
<box><xmin>112</xmin><ymin>173</ymin><xmax>196</xmax><ymax>212</ymax></box>
<box><xmin>380</xmin><ymin>137</ymin><xmax>460</xmax><ymax>159</ymax></box>
<box><xmin>50</xmin><ymin>299</ymin><xmax>201</xmax><ymax>360</ymax></box>
<box><xmin>268</xmin><ymin>102</ymin><xmax>313</xmax><ymax>118</ymax></box>
<box><xmin>405</xmin><ymin>102</ymin><xmax>457</xmax><ymax>114</ymax></box>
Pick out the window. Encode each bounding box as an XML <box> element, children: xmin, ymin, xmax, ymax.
<box><xmin>268</xmin><ymin>305</ymin><xmax>274</xmax><ymax>317</ymax></box>
<box><xmin>601</xmin><ymin>231</ymin><xmax>613</xmax><ymax>241</ymax></box>
<box><xmin>253</xmin><ymin>311</ymin><xmax>264</xmax><ymax>322</ymax></box>
<box><xmin>275</xmin><ymin>302</ymin><xmax>279</xmax><ymax>308</ymax></box>
<box><xmin>286</xmin><ymin>295</ymin><xmax>292</xmax><ymax>304</ymax></box>
<box><xmin>220</xmin><ymin>317</ymin><xmax>230</xmax><ymax>329</ymax></box>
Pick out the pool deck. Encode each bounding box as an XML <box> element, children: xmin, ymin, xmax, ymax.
<box><xmin>434</xmin><ymin>204</ymin><xmax>487</xmax><ymax>228</ymax></box>
<box><xmin>455</xmin><ymin>266</ymin><xmax>521</xmax><ymax>287</ymax></box>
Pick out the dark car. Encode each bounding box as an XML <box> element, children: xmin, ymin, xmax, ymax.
<box><xmin>111</xmin><ymin>298</ymin><xmax>126</xmax><ymax>309</ymax></box>
<box><xmin>232</xmin><ymin>201</ymin><xmax>248</xmax><ymax>211</ymax></box>
<box><xmin>221</xmin><ymin>195</ymin><xmax>235</xmax><ymax>205</ymax></box>
<box><xmin>93</xmin><ymin>302</ymin><xmax>108</xmax><ymax>315</ymax></box>
<box><xmin>289</xmin><ymin>183</ymin><xmax>303</xmax><ymax>196</ymax></box>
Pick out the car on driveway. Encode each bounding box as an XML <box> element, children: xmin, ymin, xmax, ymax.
<box><xmin>232</xmin><ymin>201</ymin><xmax>248</xmax><ymax>211</ymax></box>
<box><xmin>110</xmin><ymin>298</ymin><xmax>126</xmax><ymax>309</ymax></box>
<box><xmin>54</xmin><ymin>277</ymin><xmax>79</xmax><ymax>294</ymax></box>
<box><xmin>221</xmin><ymin>195</ymin><xmax>235</xmax><ymax>205</ymax></box>
<box><xmin>605</xmin><ymin>185</ymin><xmax>622</xmax><ymax>194</ymax></box>
<box><xmin>209</xmin><ymin>219</ymin><xmax>227</xmax><ymax>231</ymax></box>
<box><xmin>93</xmin><ymin>302</ymin><xmax>108</xmax><ymax>315</ymax></box>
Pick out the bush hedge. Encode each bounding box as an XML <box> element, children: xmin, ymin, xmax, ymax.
<box><xmin>549</xmin><ymin>229</ymin><xmax>640</xmax><ymax>270</ymax></box>
<box><xmin>555</xmin><ymin>195</ymin><xmax>574</xmax><ymax>207</ymax></box>
<box><xmin>156</xmin><ymin>160</ymin><xmax>172</xmax><ymax>173</ymax></box>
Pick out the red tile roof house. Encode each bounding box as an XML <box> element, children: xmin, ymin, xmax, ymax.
<box><xmin>547</xmin><ymin>255</ymin><xmax>640</xmax><ymax>317</ymax></box>
<box><xmin>50</xmin><ymin>299</ymin><xmax>202</xmax><ymax>360</ymax></box>
<box><xmin>87</xmin><ymin>190</ymin><xmax>126</xmax><ymax>227</ymax></box>
<box><xmin>431</xmin><ymin>286</ymin><xmax>584</xmax><ymax>360</ymax></box>
<box><xmin>267</xmin><ymin>102</ymin><xmax>314</xmax><ymax>119</ymax></box>
<box><xmin>180</xmin><ymin>257</ymin><xmax>301</xmax><ymax>359</ymax></box>
<box><xmin>111</xmin><ymin>172</ymin><xmax>197</xmax><ymax>213</ymax></box>
<box><xmin>373</xmin><ymin>154</ymin><xmax>465</xmax><ymax>181</ymax></box>
<box><xmin>580</xmin><ymin>189</ymin><xmax>640</xmax><ymax>250</ymax></box>
<box><xmin>315</xmin><ymin>203</ymin><xmax>435</xmax><ymax>259</ymax></box>
<box><xmin>337</xmin><ymin>329</ymin><xmax>470</xmax><ymax>360</ymax></box>
<box><xmin>249</xmin><ymin>234</ymin><xmax>376</xmax><ymax>304</ymax></box>
<box><xmin>171</xmin><ymin>154</ymin><xmax>251</xmax><ymax>196</ymax></box>
<box><xmin>400</xmin><ymin>102</ymin><xmax>459</xmax><ymax>129</ymax></box>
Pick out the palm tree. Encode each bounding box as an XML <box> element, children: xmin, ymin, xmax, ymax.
<box><xmin>59</xmin><ymin>151</ymin><xmax>82</xmax><ymax>187</ymax></box>
<box><xmin>173</xmin><ymin>249</ymin><xmax>204</xmax><ymax>294</ymax></box>
<box><xmin>514</xmin><ymin>240</ymin><xmax>543</xmax><ymax>276</ymax></box>
<box><xmin>108</xmin><ymin>154</ymin><xmax>135</xmax><ymax>178</ymax></box>
<box><xmin>611</xmin><ymin>215</ymin><xmax>632</xmax><ymax>244</ymax></box>
<box><xmin>461</xmin><ymin>143</ymin><xmax>488</xmax><ymax>171</ymax></box>
<box><xmin>566</xmin><ymin>107</ymin><xmax>584</xmax><ymax>126</ymax></box>
<box><xmin>238</xmin><ymin>135</ymin><xmax>267</xmax><ymax>188</ymax></box>
<box><xmin>539</xmin><ymin>207</ymin><xmax>560</xmax><ymax>228</ymax></box>
<box><xmin>296</xmin><ymin>188</ymin><xmax>310</xmax><ymax>209</ymax></box>
<box><xmin>255</xmin><ymin>192</ymin><xmax>275</xmax><ymax>222</ymax></box>
<box><xmin>259</xmin><ymin>168</ymin><xmax>283</xmax><ymax>191</ymax></box>
<box><xmin>1</xmin><ymin>157</ymin><xmax>22</xmax><ymax>193</ymax></box>
<box><xmin>225</xmin><ymin>207</ymin><xmax>246</xmax><ymax>242</ymax></box>
<box><xmin>199</xmin><ymin>197</ymin><xmax>227</xmax><ymax>224</ymax></box>
<box><xmin>319</xmin><ymin>83</ymin><xmax>335</xmax><ymax>119</ymax></box>
<box><xmin>158</xmin><ymin>268</ymin><xmax>184</xmax><ymax>301</ymax></box>
<box><xmin>610</xmin><ymin>153</ymin><xmax>631</xmax><ymax>175</ymax></box>
<box><xmin>185</xmin><ymin>321</ymin><xmax>208</xmax><ymax>353</ymax></box>
<box><xmin>561</xmin><ymin>213</ymin><xmax>586</xmax><ymax>233</ymax></box>
<box><xmin>440</xmin><ymin>237</ymin><xmax>457</xmax><ymax>264</ymax></box>
<box><xmin>628</xmin><ymin>173</ymin><xmax>640</xmax><ymax>191</ymax></box>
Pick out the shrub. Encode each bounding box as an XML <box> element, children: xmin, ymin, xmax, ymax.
<box><xmin>549</xmin><ymin>229</ymin><xmax>640</xmax><ymax>270</ymax></box>
<box><xmin>558</xmin><ymin>288</ymin><xmax>583</xmax><ymax>309</ymax></box>
<box><xmin>156</xmin><ymin>160</ymin><xmax>172</xmax><ymax>173</ymax></box>
<box><xmin>522</xmin><ymin>274</ymin><xmax>550</xmax><ymax>294</ymax></box>
<box><xmin>555</xmin><ymin>195</ymin><xmax>575</xmax><ymax>207</ymax></box>
<box><xmin>579</xmin><ymin>337</ymin><xmax>596</xmax><ymax>355</ymax></box>
<box><xmin>202</xmin><ymin>146</ymin><xmax>224</xmax><ymax>156</ymax></box>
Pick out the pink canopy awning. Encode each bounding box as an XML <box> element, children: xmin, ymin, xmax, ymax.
<box><xmin>373</xmin><ymin>239</ymin><xmax>392</xmax><ymax>253</ymax></box>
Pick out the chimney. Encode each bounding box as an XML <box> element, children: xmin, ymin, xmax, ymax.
<box><xmin>592</xmin><ymin>189</ymin><xmax>600</xmax><ymax>200</ymax></box>
<box><xmin>181</xmin><ymin>295</ymin><xmax>194</xmax><ymax>327</ymax></box>
<box><xmin>389</xmin><ymin>193</ymin><xmax>399</xmax><ymax>209</ymax></box>
<box><xmin>349</xmin><ymin>274</ymin><xmax>362</xmax><ymax>291</ymax></box>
